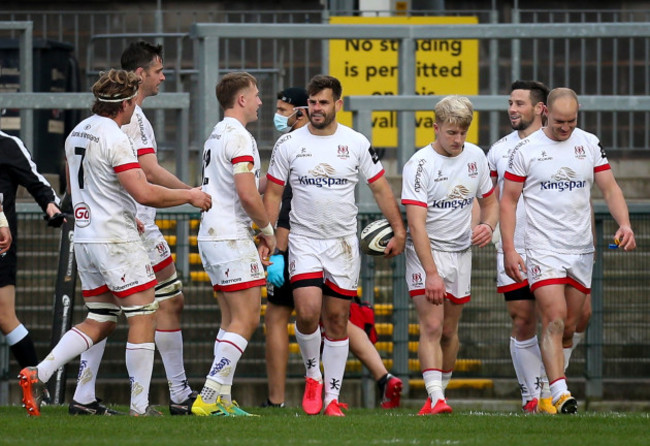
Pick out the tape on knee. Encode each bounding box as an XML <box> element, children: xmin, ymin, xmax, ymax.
<box><xmin>85</xmin><ymin>302</ymin><xmax>122</xmax><ymax>323</ymax></box>
<box><xmin>122</xmin><ymin>300</ymin><xmax>159</xmax><ymax>318</ymax></box>
<box><xmin>155</xmin><ymin>272</ymin><xmax>183</xmax><ymax>302</ymax></box>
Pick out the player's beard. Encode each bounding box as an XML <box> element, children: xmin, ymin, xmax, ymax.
<box><xmin>310</xmin><ymin>110</ymin><xmax>335</xmax><ymax>130</ymax></box>
<box><xmin>511</xmin><ymin>114</ymin><xmax>534</xmax><ymax>131</ymax></box>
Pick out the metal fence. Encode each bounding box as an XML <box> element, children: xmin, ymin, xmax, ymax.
<box><xmin>1</xmin><ymin>204</ymin><xmax>648</xmax><ymax>404</ymax></box>
<box><xmin>2</xmin><ymin>6</ymin><xmax>650</xmax><ymax>156</ymax></box>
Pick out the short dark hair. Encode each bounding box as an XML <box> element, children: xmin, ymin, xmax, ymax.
<box><xmin>307</xmin><ymin>75</ymin><xmax>342</xmax><ymax>101</ymax></box>
<box><xmin>121</xmin><ymin>40</ymin><xmax>163</xmax><ymax>71</ymax></box>
<box><xmin>216</xmin><ymin>71</ymin><xmax>257</xmax><ymax>110</ymax></box>
<box><xmin>511</xmin><ymin>80</ymin><xmax>550</xmax><ymax>106</ymax></box>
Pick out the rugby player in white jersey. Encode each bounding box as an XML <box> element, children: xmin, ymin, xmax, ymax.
<box><xmin>402</xmin><ymin>95</ymin><xmax>498</xmax><ymax>415</ymax></box>
<box><xmin>500</xmin><ymin>87</ymin><xmax>636</xmax><ymax>414</ymax></box>
<box><xmin>191</xmin><ymin>71</ymin><xmax>276</xmax><ymax>417</ymax></box>
<box><xmin>487</xmin><ymin>80</ymin><xmax>556</xmax><ymax>414</ymax></box>
<box><xmin>18</xmin><ymin>69</ymin><xmax>212</xmax><ymax>417</ymax></box>
<box><xmin>264</xmin><ymin>75</ymin><xmax>405</xmax><ymax>416</ymax></box>
<box><xmin>70</xmin><ymin>41</ymin><xmax>197</xmax><ymax>416</ymax></box>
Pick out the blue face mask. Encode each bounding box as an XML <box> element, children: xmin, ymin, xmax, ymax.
<box><xmin>273</xmin><ymin>113</ymin><xmax>291</xmax><ymax>133</ymax></box>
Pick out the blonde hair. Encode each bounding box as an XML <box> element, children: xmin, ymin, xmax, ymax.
<box><xmin>91</xmin><ymin>69</ymin><xmax>140</xmax><ymax>118</ymax></box>
<box><xmin>434</xmin><ymin>95</ymin><xmax>473</xmax><ymax>128</ymax></box>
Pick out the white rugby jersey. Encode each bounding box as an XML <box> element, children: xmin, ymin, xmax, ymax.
<box><xmin>122</xmin><ymin>104</ymin><xmax>157</xmax><ymax>225</ymax></box>
<box><xmin>505</xmin><ymin>127</ymin><xmax>610</xmax><ymax>254</ymax></box>
<box><xmin>401</xmin><ymin>142</ymin><xmax>494</xmax><ymax>252</ymax></box>
<box><xmin>267</xmin><ymin>123</ymin><xmax>385</xmax><ymax>239</ymax></box>
<box><xmin>65</xmin><ymin>114</ymin><xmax>140</xmax><ymax>243</ymax></box>
<box><xmin>487</xmin><ymin>130</ymin><xmax>529</xmax><ymax>253</ymax></box>
<box><xmin>198</xmin><ymin>117</ymin><xmax>261</xmax><ymax>241</ymax></box>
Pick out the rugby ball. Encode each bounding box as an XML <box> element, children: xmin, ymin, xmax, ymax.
<box><xmin>360</xmin><ymin>219</ymin><xmax>393</xmax><ymax>256</ymax></box>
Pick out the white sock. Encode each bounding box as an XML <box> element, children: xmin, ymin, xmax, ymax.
<box><xmin>207</xmin><ymin>332</ymin><xmax>247</xmax><ymax>401</ymax></box>
<box><xmin>126</xmin><ymin>342</ymin><xmax>155</xmax><ymax>415</ymax></box>
<box><xmin>322</xmin><ymin>336</ymin><xmax>349</xmax><ymax>407</ymax></box>
<box><xmin>38</xmin><ymin>327</ymin><xmax>94</xmax><ymax>383</ymax></box>
<box><xmin>564</xmin><ymin>331</ymin><xmax>585</xmax><ymax>371</ymax></box>
<box><xmin>295</xmin><ymin>324</ymin><xmax>322</xmax><ymax>381</ymax></box>
<box><xmin>441</xmin><ymin>370</ymin><xmax>453</xmax><ymax>392</ymax></box>
<box><xmin>214</xmin><ymin>328</ymin><xmax>226</xmax><ymax>356</ymax></box>
<box><xmin>155</xmin><ymin>329</ymin><xmax>191</xmax><ymax>403</ymax></box>
<box><xmin>423</xmin><ymin>369</ymin><xmax>444</xmax><ymax>402</ymax></box>
<box><xmin>5</xmin><ymin>323</ymin><xmax>29</xmax><ymax>345</ymax></box>
<box><xmin>550</xmin><ymin>377</ymin><xmax>569</xmax><ymax>403</ymax></box>
<box><xmin>72</xmin><ymin>338</ymin><xmax>107</xmax><ymax>404</ymax></box>
<box><xmin>512</xmin><ymin>336</ymin><xmax>544</xmax><ymax>403</ymax></box>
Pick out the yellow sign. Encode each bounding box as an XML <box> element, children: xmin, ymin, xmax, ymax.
<box><xmin>329</xmin><ymin>16</ymin><xmax>479</xmax><ymax>148</ymax></box>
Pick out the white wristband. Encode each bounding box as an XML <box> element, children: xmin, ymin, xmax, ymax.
<box><xmin>0</xmin><ymin>212</ymin><xmax>8</xmax><ymax>228</ymax></box>
<box><xmin>260</xmin><ymin>223</ymin><xmax>274</xmax><ymax>236</ymax></box>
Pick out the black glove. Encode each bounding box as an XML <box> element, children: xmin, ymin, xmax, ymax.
<box><xmin>44</xmin><ymin>212</ymin><xmax>66</xmax><ymax>228</ymax></box>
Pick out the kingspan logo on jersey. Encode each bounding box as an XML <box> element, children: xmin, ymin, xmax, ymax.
<box><xmin>430</xmin><ymin>185</ymin><xmax>474</xmax><ymax>209</ymax></box>
<box><xmin>299</xmin><ymin>163</ymin><xmax>349</xmax><ymax>188</ymax></box>
<box><xmin>540</xmin><ymin>167</ymin><xmax>586</xmax><ymax>192</ymax></box>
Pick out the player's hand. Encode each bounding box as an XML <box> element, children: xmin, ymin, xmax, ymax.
<box><xmin>189</xmin><ymin>187</ymin><xmax>212</xmax><ymax>211</ymax></box>
<box><xmin>0</xmin><ymin>226</ymin><xmax>11</xmax><ymax>255</ymax></box>
<box><xmin>258</xmin><ymin>234</ymin><xmax>276</xmax><ymax>266</ymax></box>
<box><xmin>504</xmin><ymin>249</ymin><xmax>526</xmax><ymax>283</ymax></box>
<box><xmin>384</xmin><ymin>230</ymin><xmax>406</xmax><ymax>258</ymax></box>
<box><xmin>471</xmin><ymin>223</ymin><xmax>493</xmax><ymax>248</ymax></box>
<box><xmin>614</xmin><ymin>225</ymin><xmax>636</xmax><ymax>251</ymax></box>
<box><xmin>44</xmin><ymin>203</ymin><xmax>66</xmax><ymax>228</ymax></box>
<box><xmin>136</xmin><ymin>218</ymin><xmax>145</xmax><ymax>234</ymax></box>
<box><xmin>267</xmin><ymin>254</ymin><xmax>285</xmax><ymax>287</ymax></box>
<box><xmin>425</xmin><ymin>273</ymin><xmax>446</xmax><ymax>305</ymax></box>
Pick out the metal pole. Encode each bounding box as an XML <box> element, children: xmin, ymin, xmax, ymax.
<box><xmin>585</xmin><ymin>216</ymin><xmax>605</xmax><ymax>407</ymax></box>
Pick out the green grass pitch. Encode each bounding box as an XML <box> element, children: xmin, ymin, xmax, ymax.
<box><xmin>1</xmin><ymin>405</ymin><xmax>648</xmax><ymax>446</ymax></box>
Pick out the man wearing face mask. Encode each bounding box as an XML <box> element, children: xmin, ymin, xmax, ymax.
<box><xmin>262</xmin><ymin>87</ymin><xmax>403</xmax><ymax>410</ymax></box>
<box><xmin>263</xmin><ymin>87</ymin><xmax>309</xmax><ymax>407</ymax></box>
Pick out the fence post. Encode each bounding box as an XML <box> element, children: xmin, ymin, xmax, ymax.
<box><xmin>585</xmin><ymin>215</ymin><xmax>604</xmax><ymax>407</ymax></box>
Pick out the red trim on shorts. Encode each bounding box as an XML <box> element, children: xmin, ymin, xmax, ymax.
<box><xmin>213</xmin><ymin>278</ymin><xmax>266</xmax><ymax>292</ymax></box>
<box><xmin>446</xmin><ymin>292</ymin><xmax>470</xmax><ymax>305</ymax></box>
<box><xmin>497</xmin><ymin>280</ymin><xmax>529</xmax><ymax>293</ymax></box>
<box><xmin>114</xmin><ymin>162</ymin><xmax>141</xmax><ymax>173</ymax></box>
<box><xmin>290</xmin><ymin>272</ymin><xmax>324</xmax><ymax>283</ymax></box>
<box><xmin>71</xmin><ymin>328</ymin><xmax>92</xmax><ymax>350</ymax></box>
<box><xmin>481</xmin><ymin>186</ymin><xmax>495</xmax><ymax>198</ymax></box>
<box><xmin>153</xmin><ymin>255</ymin><xmax>174</xmax><ymax>272</ymax></box>
<box><xmin>156</xmin><ymin>328</ymin><xmax>181</xmax><ymax>333</ymax></box>
<box><xmin>367</xmin><ymin>169</ymin><xmax>385</xmax><ymax>184</ymax></box>
<box><xmin>594</xmin><ymin>164</ymin><xmax>611</xmax><ymax>173</ymax></box>
<box><xmin>402</xmin><ymin>199</ymin><xmax>427</xmax><ymax>208</ymax></box>
<box><xmin>232</xmin><ymin>155</ymin><xmax>254</xmax><ymax>164</ymax></box>
<box><xmin>112</xmin><ymin>279</ymin><xmax>157</xmax><ymax>298</ymax></box>
<box><xmin>266</xmin><ymin>174</ymin><xmax>285</xmax><ymax>186</ymax></box>
<box><xmin>137</xmin><ymin>147</ymin><xmax>156</xmax><ymax>156</ymax></box>
<box><xmin>490</xmin><ymin>170</ymin><xmax>497</xmax><ymax>178</ymax></box>
<box><xmin>324</xmin><ymin>278</ymin><xmax>357</xmax><ymax>297</ymax></box>
<box><xmin>549</xmin><ymin>376</ymin><xmax>566</xmax><ymax>386</ymax></box>
<box><xmin>83</xmin><ymin>284</ymin><xmax>110</xmax><ymax>297</ymax></box>
<box><xmin>504</xmin><ymin>171</ymin><xmax>526</xmax><ymax>182</ymax></box>
<box><xmin>530</xmin><ymin>278</ymin><xmax>590</xmax><ymax>294</ymax></box>
<box><xmin>408</xmin><ymin>289</ymin><xmax>470</xmax><ymax>304</ymax></box>
<box><xmin>219</xmin><ymin>338</ymin><xmax>245</xmax><ymax>354</ymax></box>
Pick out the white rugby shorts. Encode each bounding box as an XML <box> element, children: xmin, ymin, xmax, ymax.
<box><xmin>198</xmin><ymin>238</ymin><xmax>266</xmax><ymax>292</ymax></box>
<box><xmin>495</xmin><ymin>251</ymin><xmax>530</xmax><ymax>293</ymax></box>
<box><xmin>75</xmin><ymin>241</ymin><xmax>156</xmax><ymax>298</ymax></box>
<box><xmin>288</xmin><ymin>233</ymin><xmax>360</xmax><ymax>297</ymax></box>
<box><xmin>405</xmin><ymin>240</ymin><xmax>472</xmax><ymax>304</ymax></box>
<box><xmin>140</xmin><ymin>222</ymin><xmax>174</xmax><ymax>272</ymax></box>
<box><xmin>525</xmin><ymin>249</ymin><xmax>593</xmax><ymax>294</ymax></box>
